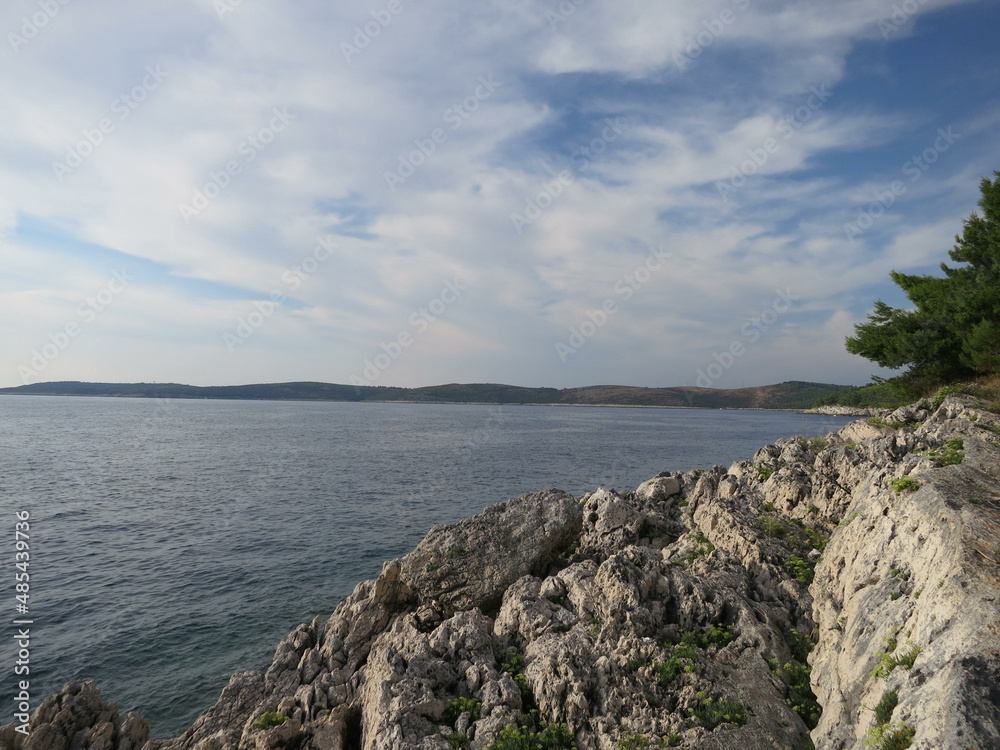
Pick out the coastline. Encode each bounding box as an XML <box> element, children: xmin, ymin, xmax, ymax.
<box><xmin>7</xmin><ymin>394</ymin><xmax>999</xmax><ymax>749</ymax></box>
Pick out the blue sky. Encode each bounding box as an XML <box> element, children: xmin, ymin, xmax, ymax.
<box><xmin>1</xmin><ymin>0</ymin><xmax>997</xmax><ymax>390</ymax></box>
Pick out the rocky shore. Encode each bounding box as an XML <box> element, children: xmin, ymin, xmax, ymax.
<box><xmin>4</xmin><ymin>396</ymin><xmax>999</xmax><ymax>750</ymax></box>
<box><xmin>798</xmin><ymin>406</ymin><xmax>889</xmax><ymax>417</ymax></box>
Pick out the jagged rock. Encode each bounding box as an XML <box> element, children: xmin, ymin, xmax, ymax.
<box><xmin>7</xmin><ymin>395</ymin><xmax>1000</xmax><ymax>750</ymax></box>
<box><xmin>0</xmin><ymin>679</ymin><xmax>149</xmax><ymax>750</ymax></box>
<box><xmin>801</xmin><ymin>405</ymin><xmax>889</xmax><ymax>417</ymax></box>
<box><xmin>397</xmin><ymin>489</ymin><xmax>583</xmax><ymax>616</ymax></box>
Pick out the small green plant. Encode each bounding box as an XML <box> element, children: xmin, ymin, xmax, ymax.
<box><xmin>653</xmin><ymin>653</ymin><xmax>694</xmax><ymax>686</ymax></box>
<box><xmin>913</xmin><ymin>589</ymin><xmax>921</xmax><ymax>599</ymax></box>
<box><xmin>871</xmin><ymin>644</ymin><xmax>921</xmax><ymax>679</ymax></box>
<box><xmin>890</xmin><ymin>477</ymin><xmax>920</xmax><ymax>493</ymax></box>
<box><xmin>444</xmin><ymin>697</ymin><xmax>482</xmax><ymax>727</ymax></box>
<box><xmin>802</xmin><ymin>526</ymin><xmax>829</xmax><ymax>552</ymax></box>
<box><xmin>788</xmin><ymin>628</ymin><xmax>815</xmax><ymax>662</ymax></box>
<box><xmin>426</xmin><ymin>562</ymin><xmax>440</xmax><ymax>573</ymax></box>
<box><xmin>498</xmin><ymin>649</ymin><xmax>533</xmax><ymax>705</ymax></box>
<box><xmin>546</xmin><ymin>593</ymin><xmax>569</xmax><ymax>607</ymax></box>
<box><xmin>786</xmin><ymin>556</ymin><xmax>815</xmax><ymax>585</ymax></box>
<box><xmin>932</xmin><ymin>385</ymin><xmax>963</xmax><ymax>409</ymax></box>
<box><xmin>487</xmin><ymin>715</ymin><xmax>575</xmax><ymax>750</ymax></box>
<box><xmin>757</xmin><ymin>464</ymin><xmax>775</xmax><ymax>481</ymax></box>
<box><xmin>449</xmin><ymin>732</ymin><xmax>471</xmax><ymax>749</ymax></box>
<box><xmin>706</xmin><ymin>624</ymin><xmax>736</xmax><ymax>648</ymax></box>
<box><xmin>797</xmin><ymin>436</ymin><xmax>830</xmax><ymax>452</ymax></box>
<box><xmin>773</xmin><ymin>660</ymin><xmax>821</xmax><ymax>729</ymax></box>
<box><xmin>254</xmin><ymin>712</ymin><xmax>287</xmax><ymax>730</ymax></box>
<box><xmin>616</xmin><ymin>735</ymin><xmax>650</xmax><ymax>750</ymax></box>
<box><xmin>807</xmin><ymin>504</ymin><xmax>820</xmax><ymax>514</ymax></box>
<box><xmin>864</xmin><ymin>722</ymin><xmax>915</xmax><ymax>750</ymax></box>
<box><xmin>890</xmin><ymin>569</ymin><xmax>910</xmax><ymax>580</ymax></box>
<box><xmin>926</xmin><ymin>437</ymin><xmax>966</xmax><ymax>466</ymax></box>
<box><xmin>970</xmin><ymin>497</ymin><xmax>983</xmax><ymax>505</ymax></box>
<box><xmin>873</xmin><ymin>690</ymin><xmax>899</xmax><ymax>725</ymax></box>
<box><xmin>664</xmin><ymin>736</ymin><xmax>682</xmax><ymax>748</ymax></box>
<box><xmin>625</xmin><ymin>656</ymin><xmax>648</xmax><ymax>672</ymax></box>
<box><xmin>762</xmin><ymin>502</ymin><xmax>779</xmax><ymax>513</ymax></box>
<box><xmin>687</xmin><ymin>692</ymin><xmax>747</xmax><ymax>730</ymax></box>
<box><xmin>890</xmin><ymin>591</ymin><xmax>902</xmax><ymax>601</ymax></box>
<box><xmin>866</xmin><ymin>417</ymin><xmax>909</xmax><ymax>430</ymax></box>
<box><xmin>446</xmin><ymin>546</ymin><xmax>466</xmax><ymax>559</ymax></box>
<box><xmin>839</xmin><ymin>512</ymin><xmax>860</xmax><ymax>528</ymax></box>
<box><xmin>588</xmin><ymin>617</ymin><xmax>603</xmax><ymax>636</ymax></box>
<box><xmin>760</xmin><ymin>517</ymin><xmax>786</xmax><ymax>538</ymax></box>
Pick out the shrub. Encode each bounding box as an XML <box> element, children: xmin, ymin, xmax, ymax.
<box><xmin>687</xmin><ymin>692</ymin><xmax>748</xmax><ymax>730</ymax></box>
<box><xmin>760</xmin><ymin>517</ymin><xmax>786</xmax><ymax>538</ymax></box>
<box><xmin>788</xmin><ymin>628</ymin><xmax>815</xmax><ymax>663</ymax></box>
<box><xmin>706</xmin><ymin>624</ymin><xmax>736</xmax><ymax>648</ymax></box>
<box><xmin>762</xmin><ymin>502</ymin><xmax>779</xmax><ymax>513</ymax></box>
<box><xmin>774</xmin><ymin>661</ymin><xmax>821</xmax><ymax>729</ymax></box>
<box><xmin>873</xmin><ymin>690</ymin><xmax>899</xmax><ymax>725</ymax></box>
<box><xmin>488</xmin><ymin>717</ymin><xmax>576</xmax><ymax>750</ymax></box>
<box><xmin>802</xmin><ymin>526</ymin><xmax>829</xmax><ymax>553</ymax></box>
<box><xmin>653</xmin><ymin>654</ymin><xmax>694</xmax><ymax>686</ymax></box>
<box><xmin>757</xmin><ymin>464</ymin><xmax>775</xmax><ymax>481</ymax></box>
<box><xmin>499</xmin><ymin>649</ymin><xmax>533</xmax><ymax>705</ymax></box>
<box><xmin>866</xmin><ymin>417</ymin><xmax>909</xmax><ymax>430</ymax></box>
<box><xmin>797</xmin><ymin>436</ymin><xmax>830</xmax><ymax>452</ymax></box>
<box><xmin>864</xmin><ymin>722</ymin><xmax>915</xmax><ymax>750</ymax></box>
<box><xmin>786</xmin><ymin>556</ymin><xmax>815</xmax><ymax>585</ymax></box>
<box><xmin>254</xmin><ymin>712</ymin><xmax>287</xmax><ymax>730</ymax></box>
<box><xmin>616</xmin><ymin>735</ymin><xmax>650</xmax><ymax>750</ymax></box>
<box><xmin>449</xmin><ymin>732</ymin><xmax>471</xmax><ymax>749</ymax></box>
<box><xmin>444</xmin><ymin>697</ymin><xmax>482</xmax><ymax>727</ymax></box>
<box><xmin>937</xmin><ymin>438</ymin><xmax>965</xmax><ymax>465</ymax></box>
<box><xmin>871</xmin><ymin>644</ymin><xmax>921</xmax><ymax>679</ymax></box>
<box><xmin>932</xmin><ymin>385</ymin><xmax>964</xmax><ymax>409</ymax></box>
<box><xmin>890</xmin><ymin>477</ymin><xmax>920</xmax><ymax>493</ymax></box>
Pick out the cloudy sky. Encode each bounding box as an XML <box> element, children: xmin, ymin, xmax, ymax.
<box><xmin>2</xmin><ymin>0</ymin><xmax>997</xmax><ymax>390</ymax></box>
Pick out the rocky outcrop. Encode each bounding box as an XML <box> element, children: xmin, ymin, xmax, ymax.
<box><xmin>4</xmin><ymin>396</ymin><xmax>999</xmax><ymax>750</ymax></box>
<box><xmin>800</xmin><ymin>406</ymin><xmax>889</xmax><ymax>417</ymax></box>
<box><xmin>0</xmin><ymin>679</ymin><xmax>149</xmax><ymax>750</ymax></box>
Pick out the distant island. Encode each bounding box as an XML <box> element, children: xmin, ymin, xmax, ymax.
<box><xmin>0</xmin><ymin>380</ymin><xmax>852</xmax><ymax>410</ymax></box>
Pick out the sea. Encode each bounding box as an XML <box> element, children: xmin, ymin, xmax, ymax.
<box><xmin>0</xmin><ymin>396</ymin><xmax>854</xmax><ymax>738</ymax></box>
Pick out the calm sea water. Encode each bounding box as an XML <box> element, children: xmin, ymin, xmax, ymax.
<box><xmin>0</xmin><ymin>396</ymin><xmax>852</xmax><ymax>737</ymax></box>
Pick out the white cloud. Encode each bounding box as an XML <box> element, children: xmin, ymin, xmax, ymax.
<box><xmin>0</xmin><ymin>0</ymin><xmax>992</xmax><ymax>388</ymax></box>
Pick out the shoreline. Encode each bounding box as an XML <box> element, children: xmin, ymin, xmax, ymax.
<box><xmin>0</xmin><ymin>392</ymin><xmax>827</xmax><ymax>413</ymax></box>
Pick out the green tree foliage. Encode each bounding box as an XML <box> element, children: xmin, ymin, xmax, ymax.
<box><xmin>846</xmin><ymin>172</ymin><xmax>1000</xmax><ymax>387</ymax></box>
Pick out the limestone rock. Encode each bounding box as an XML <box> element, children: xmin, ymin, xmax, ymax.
<box><xmin>397</xmin><ymin>489</ymin><xmax>583</xmax><ymax>616</ymax></box>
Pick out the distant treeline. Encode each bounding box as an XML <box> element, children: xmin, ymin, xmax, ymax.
<box><xmin>0</xmin><ymin>380</ymin><xmax>853</xmax><ymax>410</ymax></box>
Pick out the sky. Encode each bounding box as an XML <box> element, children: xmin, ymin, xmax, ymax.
<box><xmin>1</xmin><ymin>0</ymin><xmax>998</xmax><ymax>391</ymax></box>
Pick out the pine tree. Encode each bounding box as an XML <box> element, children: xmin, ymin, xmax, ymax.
<box><xmin>846</xmin><ymin>172</ymin><xmax>1000</xmax><ymax>387</ymax></box>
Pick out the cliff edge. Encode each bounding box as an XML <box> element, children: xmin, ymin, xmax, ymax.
<box><xmin>3</xmin><ymin>396</ymin><xmax>998</xmax><ymax>750</ymax></box>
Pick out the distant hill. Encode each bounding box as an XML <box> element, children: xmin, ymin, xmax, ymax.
<box><xmin>0</xmin><ymin>380</ymin><xmax>851</xmax><ymax>410</ymax></box>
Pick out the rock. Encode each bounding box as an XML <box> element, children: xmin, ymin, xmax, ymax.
<box><xmin>801</xmin><ymin>406</ymin><xmax>890</xmax><ymax>417</ymax></box>
<box><xmin>397</xmin><ymin>489</ymin><xmax>583</xmax><ymax>616</ymax></box>
<box><xmin>636</xmin><ymin>474</ymin><xmax>682</xmax><ymax>502</ymax></box>
<box><xmin>0</xmin><ymin>679</ymin><xmax>150</xmax><ymax>750</ymax></box>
